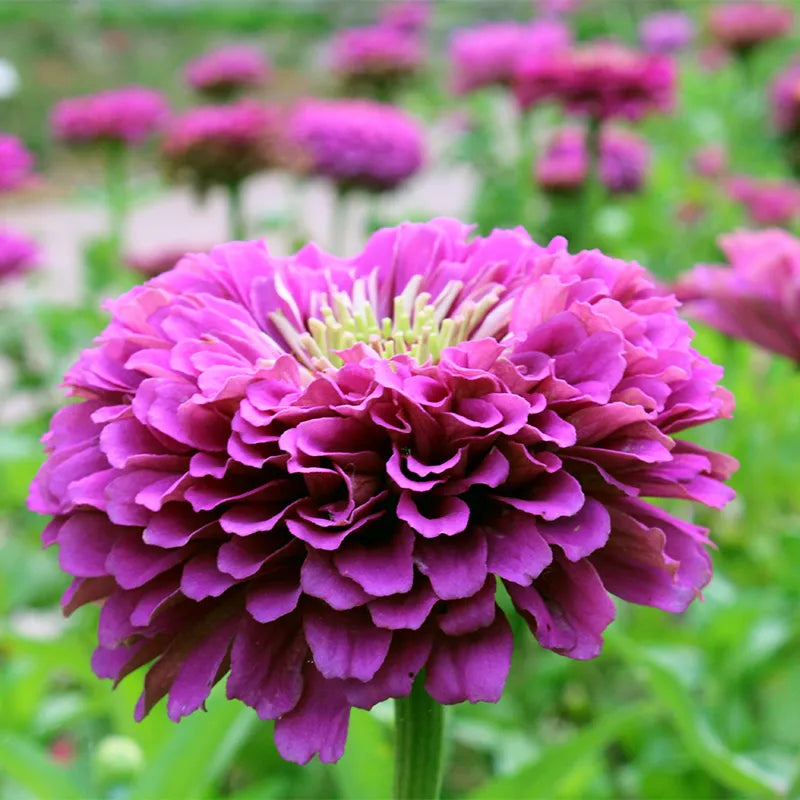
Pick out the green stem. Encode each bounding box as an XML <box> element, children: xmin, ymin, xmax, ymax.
<box><xmin>393</xmin><ymin>675</ymin><xmax>445</xmax><ymax>800</ymax></box>
<box><xmin>331</xmin><ymin>187</ymin><xmax>348</xmax><ymax>255</ymax></box>
<box><xmin>227</xmin><ymin>181</ymin><xmax>246</xmax><ymax>240</ymax></box>
<box><xmin>105</xmin><ymin>139</ymin><xmax>128</xmax><ymax>252</ymax></box>
<box><xmin>577</xmin><ymin>116</ymin><xmax>603</xmax><ymax>251</ymax></box>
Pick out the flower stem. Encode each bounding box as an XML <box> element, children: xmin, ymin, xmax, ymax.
<box><xmin>331</xmin><ymin>187</ymin><xmax>348</xmax><ymax>255</ymax></box>
<box><xmin>393</xmin><ymin>674</ymin><xmax>445</xmax><ymax>800</ymax></box>
<box><xmin>577</xmin><ymin>116</ymin><xmax>603</xmax><ymax>251</ymax></box>
<box><xmin>227</xmin><ymin>181</ymin><xmax>246</xmax><ymax>240</ymax></box>
<box><xmin>105</xmin><ymin>139</ymin><xmax>128</xmax><ymax>252</ymax></box>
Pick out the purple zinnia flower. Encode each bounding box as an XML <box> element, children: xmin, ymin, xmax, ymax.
<box><xmin>51</xmin><ymin>87</ymin><xmax>168</xmax><ymax>146</ymax></box>
<box><xmin>691</xmin><ymin>145</ymin><xmax>727</xmax><ymax>179</ymax></box>
<box><xmin>676</xmin><ymin>228</ymin><xmax>800</xmax><ymax>362</ymax></box>
<box><xmin>287</xmin><ymin>98</ymin><xmax>424</xmax><ymax>192</ymax></box>
<box><xmin>514</xmin><ymin>42</ymin><xmax>676</xmax><ymax>121</ymax></box>
<box><xmin>330</xmin><ymin>25</ymin><xmax>424</xmax><ymax>96</ymax></box>
<box><xmin>0</xmin><ymin>226</ymin><xmax>40</xmax><ymax>281</ymax></box>
<box><xmin>184</xmin><ymin>46</ymin><xmax>271</xmax><ymax>100</ymax></box>
<box><xmin>449</xmin><ymin>20</ymin><xmax>570</xmax><ymax>96</ymax></box>
<box><xmin>771</xmin><ymin>61</ymin><xmax>800</xmax><ymax>136</ymax></box>
<box><xmin>535</xmin><ymin>126</ymin><xmax>650</xmax><ymax>194</ymax></box>
<box><xmin>162</xmin><ymin>101</ymin><xmax>282</xmax><ymax>194</ymax></box>
<box><xmin>639</xmin><ymin>11</ymin><xmax>695</xmax><ymax>54</ymax></box>
<box><xmin>708</xmin><ymin>2</ymin><xmax>793</xmax><ymax>54</ymax></box>
<box><xmin>725</xmin><ymin>174</ymin><xmax>800</xmax><ymax>226</ymax></box>
<box><xmin>0</xmin><ymin>132</ymin><xmax>36</xmax><ymax>193</ymax></box>
<box><xmin>30</xmin><ymin>218</ymin><xmax>735</xmax><ymax>765</ymax></box>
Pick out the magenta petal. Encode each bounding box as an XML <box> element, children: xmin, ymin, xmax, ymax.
<box><xmin>273</xmin><ymin>665</ymin><xmax>350</xmax><ymax>765</ymax></box>
<box><xmin>344</xmin><ymin>629</ymin><xmax>433</xmax><ymax>709</ymax></box>
<box><xmin>226</xmin><ymin>616</ymin><xmax>306</xmax><ymax>719</ymax></box>
<box><xmin>57</xmin><ymin>513</ymin><xmax>118</xmax><ymax>577</ymax></box>
<box><xmin>246</xmin><ymin>579</ymin><xmax>301</xmax><ymax>622</ymax></box>
<box><xmin>301</xmin><ymin>549</ymin><xmax>370</xmax><ymax>609</ymax></box>
<box><xmin>484</xmin><ymin>507</ymin><xmax>553</xmax><ymax>585</ymax></box>
<box><xmin>304</xmin><ymin>605</ymin><xmax>392</xmax><ymax>681</ymax></box>
<box><xmin>396</xmin><ymin>492</ymin><xmax>470</xmax><ymax>537</ymax></box>
<box><xmin>425</xmin><ymin>611</ymin><xmax>512</xmax><ymax>704</ymax></box>
<box><xmin>167</xmin><ymin>624</ymin><xmax>234</xmax><ymax>720</ymax></box>
<box><xmin>438</xmin><ymin>575</ymin><xmax>497</xmax><ymax>636</ymax></box>
<box><xmin>333</xmin><ymin>524</ymin><xmax>415</xmax><ymax>597</ymax></box>
<box><xmin>368</xmin><ymin>580</ymin><xmax>439</xmax><ymax>630</ymax></box>
<box><xmin>414</xmin><ymin>528</ymin><xmax>487</xmax><ymax>600</ymax></box>
<box><xmin>507</xmin><ymin>554</ymin><xmax>616</xmax><ymax>659</ymax></box>
<box><xmin>537</xmin><ymin>498</ymin><xmax>611</xmax><ymax>561</ymax></box>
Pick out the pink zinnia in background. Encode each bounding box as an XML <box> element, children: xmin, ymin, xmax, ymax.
<box><xmin>287</xmin><ymin>98</ymin><xmax>424</xmax><ymax>192</ymax></box>
<box><xmin>676</xmin><ymin>228</ymin><xmax>800</xmax><ymax>362</ymax></box>
<box><xmin>725</xmin><ymin>175</ymin><xmax>800</xmax><ymax>226</ymax></box>
<box><xmin>771</xmin><ymin>61</ymin><xmax>800</xmax><ymax>136</ymax></box>
<box><xmin>162</xmin><ymin>101</ymin><xmax>282</xmax><ymax>192</ymax></box>
<box><xmin>379</xmin><ymin>1</ymin><xmax>430</xmax><ymax>35</ymax></box>
<box><xmin>29</xmin><ymin>218</ymin><xmax>734</xmax><ymax>765</ymax></box>
<box><xmin>449</xmin><ymin>20</ymin><xmax>570</xmax><ymax>95</ymax></box>
<box><xmin>125</xmin><ymin>245</ymin><xmax>210</xmax><ymax>279</ymax></box>
<box><xmin>708</xmin><ymin>2</ymin><xmax>793</xmax><ymax>54</ymax></box>
<box><xmin>691</xmin><ymin>144</ymin><xmax>728</xmax><ymax>179</ymax></box>
<box><xmin>0</xmin><ymin>227</ymin><xmax>40</xmax><ymax>281</ymax></box>
<box><xmin>185</xmin><ymin>46</ymin><xmax>271</xmax><ymax>99</ymax></box>
<box><xmin>51</xmin><ymin>86</ymin><xmax>168</xmax><ymax>146</ymax></box>
<box><xmin>639</xmin><ymin>11</ymin><xmax>695</xmax><ymax>54</ymax></box>
<box><xmin>535</xmin><ymin>126</ymin><xmax>650</xmax><ymax>194</ymax></box>
<box><xmin>0</xmin><ymin>133</ymin><xmax>35</xmax><ymax>193</ymax></box>
<box><xmin>331</xmin><ymin>25</ymin><xmax>424</xmax><ymax>89</ymax></box>
<box><xmin>515</xmin><ymin>42</ymin><xmax>676</xmax><ymax>121</ymax></box>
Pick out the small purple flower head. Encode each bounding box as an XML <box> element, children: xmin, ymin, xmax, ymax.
<box><xmin>691</xmin><ymin>144</ymin><xmax>728</xmax><ymax>179</ymax></box>
<box><xmin>639</xmin><ymin>11</ymin><xmax>695</xmax><ymax>54</ymax></box>
<box><xmin>0</xmin><ymin>227</ymin><xmax>40</xmax><ymax>281</ymax></box>
<box><xmin>676</xmin><ymin>228</ymin><xmax>800</xmax><ymax>362</ymax></box>
<box><xmin>535</xmin><ymin>126</ymin><xmax>650</xmax><ymax>194</ymax></box>
<box><xmin>126</xmin><ymin>245</ymin><xmax>210</xmax><ymax>279</ymax></box>
<box><xmin>162</xmin><ymin>101</ymin><xmax>282</xmax><ymax>193</ymax></box>
<box><xmin>725</xmin><ymin>174</ymin><xmax>800</xmax><ymax>226</ymax></box>
<box><xmin>708</xmin><ymin>2</ymin><xmax>793</xmax><ymax>54</ymax></box>
<box><xmin>449</xmin><ymin>20</ymin><xmax>570</xmax><ymax>95</ymax></box>
<box><xmin>330</xmin><ymin>25</ymin><xmax>424</xmax><ymax>97</ymax></box>
<box><xmin>514</xmin><ymin>42</ymin><xmax>676</xmax><ymax>121</ymax></box>
<box><xmin>30</xmin><ymin>219</ymin><xmax>735</xmax><ymax>765</ymax></box>
<box><xmin>287</xmin><ymin>98</ymin><xmax>424</xmax><ymax>192</ymax></box>
<box><xmin>184</xmin><ymin>46</ymin><xmax>271</xmax><ymax>100</ymax></box>
<box><xmin>0</xmin><ymin>133</ymin><xmax>35</xmax><ymax>193</ymax></box>
<box><xmin>51</xmin><ymin>87</ymin><xmax>168</xmax><ymax>146</ymax></box>
<box><xmin>770</xmin><ymin>61</ymin><xmax>800</xmax><ymax>136</ymax></box>
<box><xmin>379</xmin><ymin>1</ymin><xmax>430</xmax><ymax>35</ymax></box>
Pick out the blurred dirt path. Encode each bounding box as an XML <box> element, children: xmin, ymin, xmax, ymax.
<box><xmin>1</xmin><ymin>160</ymin><xmax>475</xmax><ymax>305</ymax></box>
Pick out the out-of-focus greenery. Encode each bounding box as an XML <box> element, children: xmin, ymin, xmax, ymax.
<box><xmin>2</xmin><ymin>1</ymin><xmax>800</xmax><ymax>798</ymax></box>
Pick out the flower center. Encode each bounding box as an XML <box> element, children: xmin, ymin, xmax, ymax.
<box><xmin>270</xmin><ymin>273</ymin><xmax>504</xmax><ymax>370</ymax></box>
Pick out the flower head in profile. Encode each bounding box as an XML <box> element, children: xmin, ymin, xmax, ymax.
<box><xmin>708</xmin><ymin>2</ymin><xmax>793</xmax><ymax>54</ymax></box>
<box><xmin>287</xmin><ymin>98</ymin><xmax>424</xmax><ymax>192</ymax></box>
<box><xmin>185</xmin><ymin>46</ymin><xmax>271</xmax><ymax>100</ymax></box>
<box><xmin>691</xmin><ymin>145</ymin><xmax>727</xmax><ymax>179</ymax></box>
<box><xmin>0</xmin><ymin>226</ymin><xmax>40</xmax><ymax>281</ymax></box>
<box><xmin>30</xmin><ymin>219</ymin><xmax>735</xmax><ymax>765</ymax></box>
<box><xmin>379</xmin><ymin>1</ymin><xmax>430</xmax><ymax>35</ymax></box>
<box><xmin>331</xmin><ymin>25</ymin><xmax>424</xmax><ymax>97</ymax></box>
<box><xmin>514</xmin><ymin>42</ymin><xmax>676</xmax><ymax>121</ymax></box>
<box><xmin>725</xmin><ymin>174</ymin><xmax>800</xmax><ymax>226</ymax></box>
<box><xmin>449</xmin><ymin>20</ymin><xmax>570</xmax><ymax>95</ymax></box>
<box><xmin>535</xmin><ymin>126</ymin><xmax>650</xmax><ymax>195</ymax></box>
<box><xmin>676</xmin><ymin>228</ymin><xmax>800</xmax><ymax>362</ymax></box>
<box><xmin>51</xmin><ymin>87</ymin><xmax>168</xmax><ymax>146</ymax></box>
<box><xmin>639</xmin><ymin>11</ymin><xmax>695</xmax><ymax>54</ymax></box>
<box><xmin>0</xmin><ymin>133</ymin><xmax>36</xmax><ymax>193</ymax></box>
<box><xmin>770</xmin><ymin>61</ymin><xmax>800</xmax><ymax>137</ymax></box>
<box><xmin>162</xmin><ymin>101</ymin><xmax>282</xmax><ymax>194</ymax></box>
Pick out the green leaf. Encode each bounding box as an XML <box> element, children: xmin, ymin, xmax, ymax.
<box><xmin>0</xmin><ymin>732</ymin><xmax>84</xmax><ymax>800</ymax></box>
<box><xmin>128</xmin><ymin>691</ymin><xmax>256</xmax><ymax>800</ymax></box>
<box><xmin>468</xmin><ymin>702</ymin><xmax>657</xmax><ymax>800</ymax></box>
<box><xmin>610</xmin><ymin>632</ymin><xmax>788</xmax><ymax>798</ymax></box>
